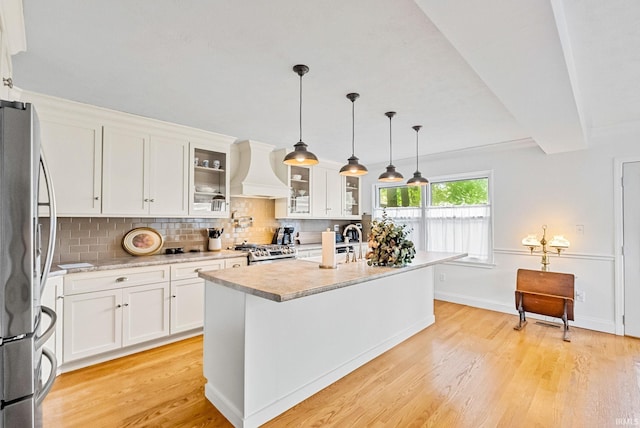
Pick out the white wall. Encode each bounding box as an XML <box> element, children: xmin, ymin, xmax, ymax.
<box><xmin>362</xmin><ymin>135</ymin><xmax>640</xmax><ymax>334</ymax></box>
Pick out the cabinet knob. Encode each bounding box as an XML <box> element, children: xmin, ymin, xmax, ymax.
<box><xmin>123</xmin><ymin>303</ymin><xmax>129</xmax><ymax>307</ymax></box>
<box><xmin>149</xmin><ymin>198</ymin><xmax>155</xmax><ymax>202</ymax></box>
<box><xmin>144</xmin><ymin>198</ymin><xmax>149</xmax><ymax>202</ymax></box>
<box><xmin>94</xmin><ymin>196</ymin><xmax>100</xmax><ymax>200</ymax></box>
<box><xmin>194</xmin><ymin>268</ymin><xmax>202</xmax><ymax>272</ymax></box>
<box><xmin>116</xmin><ymin>304</ymin><xmax>122</xmax><ymax>308</ymax></box>
<box><xmin>116</xmin><ymin>277</ymin><xmax>128</xmax><ymax>282</ymax></box>
<box><xmin>57</xmin><ymin>296</ymin><xmax>64</xmax><ymax>300</ymax></box>
<box><xmin>172</xmin><ymin>295</ymin><xmax>177</xmax><ymax>298</ymax></box>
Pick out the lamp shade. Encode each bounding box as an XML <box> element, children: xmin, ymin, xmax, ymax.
<box><xmin>378</xmin><ymin>165</ymin><xmax>404</xmax><ymax>182</ymax></box>
<box><xmin>339</xmin><ymin>155</ymin><xmax>368</xmax><ymax>176</ymax></box>
<box><xmin>521</xmin><ymin>234</ymin><xmax>541</xmax><ymax>247</ymax></box>
<box><xmin>283</xmin><ymin>141</ymin><xmax>318</xmax><ymax>165</ymax></box>
<box><xmin>549</xmin><ymin>235</ymin><xmax>570</xmax><ymax>249</ymax></box>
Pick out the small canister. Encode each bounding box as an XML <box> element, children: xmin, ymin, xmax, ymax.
<box><xmin>208</xmin><ymin>237</ymin><xmax>222</xmax><ymax>251</ymax></box>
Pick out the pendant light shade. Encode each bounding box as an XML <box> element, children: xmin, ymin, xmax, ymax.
<box><xmin>378</xmin><ymin>111</ymin><xmax>403</xmax><ymax>182</ymax></box>
<box><xmin>407</xmin><ymin>125</ymin><xmax>429</xmax><ymax>186</ymax></box>
<box><xmin>283</xmin><ymin>64</ymin><xmax>319</xmax><ymax>166</ymax></box>
<box><xmin>340</xmin><ymin>93</ymin><xmax>368</xmax><ymax>176</ymax></box>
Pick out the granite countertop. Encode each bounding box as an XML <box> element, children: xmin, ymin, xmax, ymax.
<box><xmin>199</xmin><ymin>251</ymin><xmax>466</xmax><ymax>302</ymax></box>
<box><xmin>51</xmin><ymin>250</ymin><xmax>248</xmax><ymax>275</ymax></box>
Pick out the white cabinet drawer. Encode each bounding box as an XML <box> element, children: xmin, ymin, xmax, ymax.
<box><xmin>225</xmin><ymin>257</ymin><xmax>248</xmax><ymax>269</ymax></box>
<box><xmin>64</xmin><ymin>265</ymin><xmax>170</xmax><ymax>295</ymax></box>
<box><xmin>170</xmin><ymin>259</ymin><xmax>225</xmax><ymax>281</ymax></box>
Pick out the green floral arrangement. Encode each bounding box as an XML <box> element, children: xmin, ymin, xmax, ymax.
<box><xmin>366</xmin><ymin>211</ymin><xmax>416</xmax><ymax>267</ymax></box>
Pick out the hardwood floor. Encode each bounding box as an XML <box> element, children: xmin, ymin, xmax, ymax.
<box><xmin>43</xmin><ymin>301</ymin><xmax>640</xmax><ymax>427</ymax></box>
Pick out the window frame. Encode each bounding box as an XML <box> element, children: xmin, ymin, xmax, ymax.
<box><xmin>372</xmin><ymin>170</ymin><xmax>494</xmax><ymax>266</ymax></box>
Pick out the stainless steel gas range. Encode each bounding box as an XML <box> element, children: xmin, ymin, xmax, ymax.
<box><xmin>233</xmin><ymin>243</ymin><xmax>297</xmax><ymax>264</ymax></box>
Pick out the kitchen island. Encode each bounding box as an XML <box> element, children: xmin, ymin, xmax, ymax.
<box><xmin>199</xmin><ymin>251</ymin><xmax>466</xmax><ymax>428</ymax></box>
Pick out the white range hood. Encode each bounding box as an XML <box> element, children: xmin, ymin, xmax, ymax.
<box><xmin>230</xmin><ymin>140</ymin><xmax>289</xmax><ymax>199</ymax></box>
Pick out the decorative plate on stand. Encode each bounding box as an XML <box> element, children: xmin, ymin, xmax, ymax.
<box><xmin>122</xmin><ymin>227</ymin><xmax>164</xmax><ymax>256</ymax></box>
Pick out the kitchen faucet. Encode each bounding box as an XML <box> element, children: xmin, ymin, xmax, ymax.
<box><xmin>343</xmin><ymin>224</ymin><xmax>363</xmax><ymax>262</ymax></box>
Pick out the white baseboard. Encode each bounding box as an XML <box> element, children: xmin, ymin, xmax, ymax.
<box><xmin>434</xmin><ymin>291</ymin><xmax>616</xmax><ymax>334</ymax></box>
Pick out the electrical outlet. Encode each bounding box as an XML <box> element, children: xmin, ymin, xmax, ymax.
<box><xmin>439</xmin><ymin>273</ymin><xmax>446</xmax><ymax>282</ymax></box>
<box><xmin>575</xmin><ymin>289</ymin><xmax>586</xmax><ymax>302</ymax></box>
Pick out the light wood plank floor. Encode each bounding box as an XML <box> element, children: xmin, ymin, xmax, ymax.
<box><xmin>44</xmin><ymin>301</ymin><xmax>640</xmax><ymax>427</ymax></box>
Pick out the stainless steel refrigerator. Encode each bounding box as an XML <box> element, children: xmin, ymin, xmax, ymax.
<box><xmin>0</xmin><ymin>100</ymin><xmax>57</xmax><ymax>427</ymax></box>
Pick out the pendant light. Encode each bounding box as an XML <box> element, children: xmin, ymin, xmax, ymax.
<box><xmin>407</xmin><ymin>125</ymin><xmax>429</xmax><ymax>186</ymax></box>
<box><xmin>283</xmin><ymin>64</ymin><xmax>319</xmax><ymax>166</ymax></box>
<box><xmin>378</xmin><ymin>111</ymin><xmax>403</xmax><ymax>182</ymax></box>
<box><xmin>339</xmin><ymin>93</ymin><xmax>368</xmax><ymax>176</ymax></box>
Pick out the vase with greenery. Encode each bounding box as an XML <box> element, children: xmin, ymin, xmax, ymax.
<box><xmin>366</xmin><ymin>210</ymin><xmax>416</xmax><ymax>267</ymax></box>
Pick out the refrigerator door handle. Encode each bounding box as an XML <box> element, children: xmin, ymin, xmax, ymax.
<box><xmin>39</xmin><ymin>152</ymin><xmax>57</xmax><ymax>294</ymax></box>
<box><xmin>35</xmin><ymin>347</ymin><xmax>57</xmax><ymax>407</ymax></box>
<box><xmin>35</xmin><ymin>305</ymin><xmax>57</xmax><ymax>349</ymax></box>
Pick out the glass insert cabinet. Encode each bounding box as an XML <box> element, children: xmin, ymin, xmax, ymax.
<box><xmin>190</xmin><ymin>143</ymin><xmax>229</xmax><ymax>217</ymax></box>
<box><xmin>289</xmin><ymin>165</ymin><xmax>311</xmax><ymax>215</ymax></box>
<box><xmin>343</xmin><ymin>176</ymin><xmax>360</xmax><ymax>217</ymax></box>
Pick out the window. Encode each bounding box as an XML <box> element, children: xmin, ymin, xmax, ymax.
<box><xmin>374</xmin><ymin>185</ymin><xmax>425</xmax><ymax>250</ymax></box>
<box><xmin>426</xmin><ymin>174</ymin><xmax>492</xmax><ymax>262</ymax></box>
<box><xmin>373</xmin><ymin>171</ymin><xmax>492</xmax><ymax>263</ymax></box>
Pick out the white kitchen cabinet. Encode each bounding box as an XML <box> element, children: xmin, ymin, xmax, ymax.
<box><xmin>342</xmin><ymin>176</ymin><xmax>361</xmax><ymax>218</ymax></box>
<box><xmin>122</xmin><ymin>282</ymin><xmax>170</xmax><ymax>346</ymax></box>
<box><xmin>63</xmin><ymin>282</ymin><xmax>171</xmax><ymax>362</ymax></box>
<box><xmin>189</xmin><ymin>141</ymin><xmax>231</xmax><ymax>217</ymax></box>
<box><xmin>39</xmin><ymin>117</ymin><xmax>103</xmax><ymax>215</ymax></box>
<box><xmin>312</xmin><ymin>164</ymin><xmax>342</xmax><ymax>218</ymax></box>
<box><xmin>273</xmin><ymin>155</ymin><xmax>313</xmax><ymax>218</ymax></box>
<box><xmin>102</xmin><ymin>126</ymin><xmax>189</xmax><ymax>216</ymax></box>
<box><xmin>62</xmin><ymin>266</ymin><xmax>171</xmax><ymax>363</ymax></box>
<box><xmin>63</xmin><ymin>288</ymin><xmax>123</xmax><ymax>362</ymax></box>
<box><xmin>169</xmin><ymin>257</ymin><xmax>247</xmax><ymax>333</ymax></box>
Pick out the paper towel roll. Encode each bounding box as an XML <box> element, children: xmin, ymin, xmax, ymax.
<box><xmin>320</xmin><ymin>229</ymin><xmax>337</xmax><ymax>269</ymax></box>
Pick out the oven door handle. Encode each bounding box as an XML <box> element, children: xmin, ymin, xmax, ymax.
<box><xmin>36</xmin><ymin>347</ymin><xmax>57</xmax><ymax>406</ymax></box>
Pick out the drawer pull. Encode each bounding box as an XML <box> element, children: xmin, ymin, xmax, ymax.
<box><xmin>116</xmin><ymin>277</ymin><xmax>128</xmax><ymax>283</ymax></box>
<box><xmin>123</xmin><ymin>303</ymin><xmax>129</xmax><ymax>307</ymax></box>
<box><xmin>172</xmin><ymin>295</ymin><xmax>177</xmax><ymax>298</ymax></box>
<box><xmin>194</xmin><ymin>268</ymin><xmax>202</xmax><ymax>272</ymax></box>
<box><xmin>232</xmin><ymin>264</ymin><xmax>241</xmax><ymax>268</ymax></box>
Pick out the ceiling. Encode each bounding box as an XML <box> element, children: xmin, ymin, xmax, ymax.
<box><xmin>11</xmin><ymin>0</ymin><xmax>640</xmax><ymax>166</ymax></box>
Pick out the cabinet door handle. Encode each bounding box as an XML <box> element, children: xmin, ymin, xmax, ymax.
<box><xmin>116</xmin><ymin>277</ymin><xmax>128</xmax><ymax>282</ymax></box>
<box><xmin>172</xmin><ymin>295</ymin><xmax>177</xmax><ymax>298</ymax></box>
<box><xmin>94</xmin><ymin>196</ymin><xmax>100</xmax><ymax>200</ymax></box>
<box><xmin>123</xmin><ymin>303</ymin><xmax>129</xmax><ymax>307</ymax></box>
<box><xmin>149</xmin><ymin>198</ymin><xmax>155</xmax><ymax>202</ymax></box>
<box><xmin>194</xmin><ymin>268</ymin><xmax>202</xmax><ymax>272</ymax></box>
<box><xmin>116</xmin><ymin>304</ymin><xmax>122</xmax><ymax>308</ymax></box>
<box><xmin>144</xmin><ymin>198</ymin><xmax>149</xmax><ymax>202</ymax></box>
<box><xmin>57</xmin><ymin>296</ymin><xmax>64</xmax><ymax>300</ymax></box>
<box><xmin>232</xmin><ymin>264</ymin><xmax>241</xmax><ymax>268</ymax></box>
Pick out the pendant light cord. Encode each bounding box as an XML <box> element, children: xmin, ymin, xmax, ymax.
<box><xmin>351</xmin><ymin>100</ymin><xmax>355</xmax><ymax>156</ymax></box>
<box><xmin>299</xmin><ymin>73</ymin><xmax>303</xmax><ymax>142</ymax></box>
<box><xmin>415</xmin><ymin>129</ymin><xmax>419</xmax><ymax>170</ymax></box>
<box><xmin>389</xmin><ymin>115</ymin><xmax>393</xmax><ymax>165</ymax></box>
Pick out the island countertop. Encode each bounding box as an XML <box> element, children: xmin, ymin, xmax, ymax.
<box><xmin>199</xmin><ymin>251</ymin><xmax>466</xmax><ymax>302</ymax></box>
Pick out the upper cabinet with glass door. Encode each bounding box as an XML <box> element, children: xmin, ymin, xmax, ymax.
<box><xmin>189</xmin><ymin>140</ymin><xmax>232</xmax><ymax>218</ymax></box>
<box><xmin>343</xmin><ymin>176</ymin><xmax>361</xmax><ymax>218</ymax></box>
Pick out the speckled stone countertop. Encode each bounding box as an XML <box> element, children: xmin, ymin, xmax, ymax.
<box><xmin>51</xmin><ymin>250</ymin><xmax>248</xmax><ymax>275</ymax></box>
<box><xmin>199</xmin><ymin>251</ymin><xmax>466</xmax><ymax>302</ymax></box>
